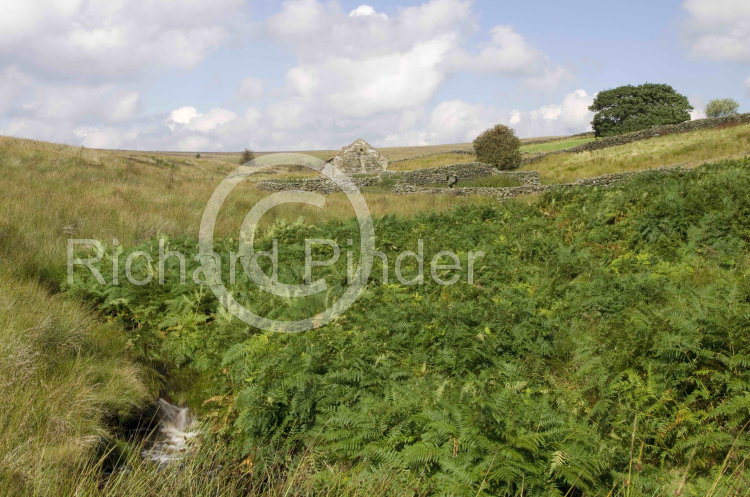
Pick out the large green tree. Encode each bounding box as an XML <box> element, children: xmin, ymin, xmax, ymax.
<box><xmin>589</xmin><ymin>83</ymin><xmax>693</xmax><ymax>137</ymax></box>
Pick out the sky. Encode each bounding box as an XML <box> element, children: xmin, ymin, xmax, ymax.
<box><xmin>0</xmin><ymin>0</ymin><xmax>749</xmax><ymax>151</ymax></box>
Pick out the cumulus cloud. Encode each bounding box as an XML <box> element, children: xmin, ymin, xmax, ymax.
<box><xmin>0</xmin><ymin>0</ymin><xmax>246</xmax><ymax>78</ymax></box>
<box><xmin>350</xmin><ymin>5</ymin><xmax>388</xmax><ymax>19</ymax></box>
<box><xmin>413</xmin><ymin>89</ymin><xmax>594</xmax><ymax>144</ymax></box>
<box><xmin>0</xmin><ymin>0</ymin><xmax>581</xmax><ymax>151</ymax></box>
<box><xmin>267</xmin><ymin>0</ymin><xmax>569</xmax><ymax>109</ymax></box>
<box><xmin>447</xmin><ymin>25</ymin><xmax>572</xmax><ymax>87</ymax></box>
<box><xmin>684</xmin><ymin>0</ymin><xmax>750</xmax><ymax>61</ymax></box>
<box><xmin>151</xmin><ymin>89</ymin><xmax>595</xmax><ymax>152</ymax></box>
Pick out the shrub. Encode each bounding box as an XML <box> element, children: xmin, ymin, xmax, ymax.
<box><xmin>589</xmin><ymin>83</ymin><xmax>693</xmax><ymax>137</ymax></box>
<box><xmin>195</xmin><ymin>153</ymin><xmax>201</xmax><ymax>159</ymax></box>
<box><xmin>472</xmin><ymin>124</ymin><xmax>522</xmax><ymax>170</ymax></box>
<box><xmin>239</xmin><ymin>148</ymin><xmax>255</xmax><ymax>164</ymax></box>
<box><xmin>706</xmin><ymin>98</ymin><xmax>740</xmax><ymax>118</ymax></box>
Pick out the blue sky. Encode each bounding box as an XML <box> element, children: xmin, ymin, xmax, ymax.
<box><xmin>0</xmin><ymin>0</ymin><xmax>748</xmax><ymax>151</ymax></box>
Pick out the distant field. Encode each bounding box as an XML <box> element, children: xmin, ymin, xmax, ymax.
<box><xmin>523</xmin><ymin>122</ymin><xmax>750</xmax><ymax>183</ymax></box>
<box><xmin>160</xmin><ymin>134</ymin><xmax>585</xmax><ymax>166</ymax></box>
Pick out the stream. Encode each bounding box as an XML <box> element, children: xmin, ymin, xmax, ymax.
<box><xmin>139</xmin><ymin>398</ymin><xmax>199</xmax><ymax>465</ymax></box>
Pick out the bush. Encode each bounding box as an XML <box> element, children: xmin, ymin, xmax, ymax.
<box><xmin>472</xmin><ymin>124</ymin><xmax>522</xmax><ymax>170</ymax></box>
<box><xmin>589</xmin><ymin>83</ymin><xmax>693</xmax><ymax>137</ymax></box>
<box><xmin>195</xmin><ymin>153</ymin><xmax>201</xmax><ymax>159</ymax></box>
<box><xmin>706</xmin><ymin>98</ymin><xmax>740</xmax><ymax>118</ymax></box>
<box><xmin>239</xmin><ymin>148</ymin><xmax>255</xmax><ymax>164</ymax></box>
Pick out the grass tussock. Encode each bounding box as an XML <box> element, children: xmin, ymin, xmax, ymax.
<box><xmin>0</xmin><ymin>266</ymin><xmax>150</xmax><ymax>496</ymax></box>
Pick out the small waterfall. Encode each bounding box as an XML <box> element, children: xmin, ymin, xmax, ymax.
<box><xmin>140</xmin><ymin>398</ymin><xmax>199</xmax><ymax>465</ymax></box>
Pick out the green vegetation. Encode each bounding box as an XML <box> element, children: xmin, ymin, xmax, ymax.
<box><xmin>473</xmin><ymin>124</ymin><xmax>522</xmax><ymax>169</ymax></box>
<box><xmin>67</xmin><ymin>158</ymin><xmax>750</xmax><ymax>496</ymax></box>
<box><xmin>590</xmin><ymin>83</ymin><xmax>693</xmax><ymax>137</ymax></box>
<box><xmin>706</xmin><ymin>99</ymin><xmax>740</xmax><ymax>118</ymax></box>
<box><xmin>4</xmin><ymin>123</ymin><xmax>750</xmax><ymax>495</ymax></box>
<box><xmin>521</xmin><ymin>122</ymin><xmax>750</xmax><ymax>184</ymax></box>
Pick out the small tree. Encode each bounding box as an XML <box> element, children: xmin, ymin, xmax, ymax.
<box><xmin>240</xmin><ymin>148</ymin><xmax>255</xmax><ymax>164</ymax></box>
<box><xmin>705</xmin><ymin>99</ymin><xmax>740</xmax><ymax>118</ymax></box>
<box><xmin>473</xmin><ymin>124</ymin><xmax>522</xmax><ymax>170</ymax></box>
<box><xmin>195</xmin><ymin>152</ymin><xmax>201</xmax><ymax>159</ymax></box>
<box><xmin>589</xmin><ymin>83</ymin><xmax>693</xmax><ymax>137</ymax></box>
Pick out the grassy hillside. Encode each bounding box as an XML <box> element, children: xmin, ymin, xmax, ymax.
<box><xmin>522</xmin><ymin>122</ymin><xmax>750</xmax><ymax>183</ymax></box>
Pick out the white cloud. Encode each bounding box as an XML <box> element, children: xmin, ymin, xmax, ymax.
<box><xmin>237</xmin><ymin>77</ymin><xmax>264</xmax><ymax>100</ymax></box>
<box><xmin>684</xmin><ymin>0</ymin><xmax>750</xmax><ymax>61</ymax></box>
<box><xmin>349</xmin><ymin>5</ymin><xmax>388</xmax><ymax>19</ymax></box>
<box><xmin>0</xmin><ymin>0</ymin><xmax>580</xmax><ymax>152</ymax></box>
<box><xmin>0</xmin><ymin>0</ymin><xmax>246</xmax><ymax>77</ymax></box>
<box><xmin>259</xmin><ymin>0</ymin><xmax>573</xmax><ymax>146</ymax></box>
<box><xmin>414</xmin><ymin>89</ymin><xmax>594</xmax><ymax>144</ymax></box>
<box><xmin>167</xmin><ymin>106</ymin><xmax>201</xmax><ymax>129</ymax></box>
<box><xmin>448</xmin><ymin>25</ymin><xmax>571</xmax><ymax>86</ymax></box>
<box><xmin>166</xmin><ymin>107</ymin><xmax>238</xmax><ymax>133</ymax></box>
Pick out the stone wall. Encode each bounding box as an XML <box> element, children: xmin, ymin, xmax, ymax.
<box><xmin>256</xmin><ymin>175</ymin><xmax>384</xmax><ymax>194</ymax></box>
<box><xmin>393</xmin><ymin>165</ymin><xmax>689</xmax><ymax>199</ymax></box>
<box><xmin>256</xmin><ymin>162</ymin><xmax>523</xmax><ymax>193</ymax></box>
<box><xmin>399</xmin><ymin>162</ymin><xmax>540</xmax><ymax>186</ymax></box>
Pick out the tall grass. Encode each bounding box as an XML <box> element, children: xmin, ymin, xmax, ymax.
<box><xmin>0</xmin><ymin>266</ymin><xmax>150</xmax><ymax>496</ymax></box>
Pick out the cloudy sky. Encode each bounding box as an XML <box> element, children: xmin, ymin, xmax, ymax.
<box><xmin>0</xmin><ymin>0</ymin><xmax>748</xmax><ymax>151</ymax></box>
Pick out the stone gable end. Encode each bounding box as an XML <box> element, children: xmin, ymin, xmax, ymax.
<box><xmin>331</xmin><ymin>138</ymin><xmax>389</xmax><ymax>174</ymax></box>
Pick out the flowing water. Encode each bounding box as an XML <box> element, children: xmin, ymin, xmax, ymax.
<box><xmin>140</xmin><ymin>398</ymin><xmax>199</xmax><ymax>465</ymax></box>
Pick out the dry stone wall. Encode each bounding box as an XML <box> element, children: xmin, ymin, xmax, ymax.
<box><xmin>393</xmin><ymin>165</ymin><xmax>690</xmax><ymax>199</ymax></box>
<box><xmin>256</xmin><ymin>175</ymin><xmax>384</xmax><ymax>194</ymax></box>
<box><xmin>256</xmin><ymin>163</ymin><xmax>520</xmax><ymax>193</ymax></box>
<box><xmin>399</xmin><ymin>163</ymin><xmax>541</xmax><ymax>186</ymax></box>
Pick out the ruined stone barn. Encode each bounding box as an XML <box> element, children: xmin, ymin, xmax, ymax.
<box><xmin>331</xmin><ymin>138</ymin><xmax>389</xmax><ymax>174</ymax></box>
